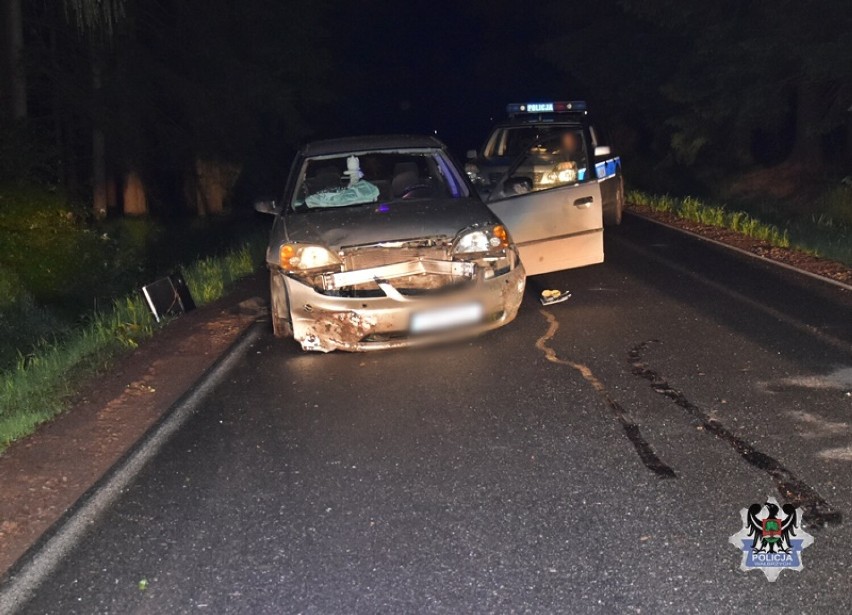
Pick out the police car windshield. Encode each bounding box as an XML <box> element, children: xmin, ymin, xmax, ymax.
<box><xmin>493</xmin><ymin>130</ymin><xmax>590</xmax><ymax>198</ymax></box>
<box><xmin>291</xmin><ymin>149</ymin><xmax>468</xmax><ymax>212</ymax></box>
<box><xmin>484</xmin><ymin>125</ymin><xmax>579</xmax><ymax>159</ymax></box>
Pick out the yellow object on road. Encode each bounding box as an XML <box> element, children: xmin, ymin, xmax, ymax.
<box><xmin>539</xmin><ymin>289</ymin><xmax>572</xmax><ymax>305</ymax></box>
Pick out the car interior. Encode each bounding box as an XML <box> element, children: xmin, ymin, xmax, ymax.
<box><xmin>301</xmin><ymin>153</ymin><xmax>454</xmax><ymax>204</ymax></box>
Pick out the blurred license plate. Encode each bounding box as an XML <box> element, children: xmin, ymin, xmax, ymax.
<box><xmin>410</xmin><ymin>302</ymin><xmax>484</xmax><ymax>333</ymax></box>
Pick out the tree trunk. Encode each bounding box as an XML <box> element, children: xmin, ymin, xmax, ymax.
<box><xmin>122</xmin><ymin>171</ymin><xmax>148</xmax><ymax>216</ymax></box>
<box><xmin>789</xmin><ymin>84</ymin><xmax>825</xmax><ymax>168</ymax></box>
<box><xmin>846</xmin><ymin>105</ymin><xmax>852</xmax><ymax>168</ymax></box>
<box><xmin>91</xmin><ymin>54</ymin><xmax>108</xmax><ymax>217</ymax></box>
<box><xmin>106</xmin><ymin>174</ymin><xmax>118</xmax><ymax>210</ymax></box>
<box><xmin>50</xmin><ymin>20</ymin><xmax>65</xmax><ymax>187</ymax></box>
<box><xmin>183</xmin><ymin>165</ymin><xmax>198</xmax><ymax>214</ymax></box>
<box><xmin>193</xmin><ymin>159</ymin><xmax>239</xmax><ymax>216</ymax></box>
<box><xmin>1</xmin><ymin>0</ymin><xmax>26</xmax><ymax>119</ymax></box>
<box><xmin>64</xmin><ymin>123</ymin><xmax>79</xmax><ymax>195</ymax></box>
<box><xmin>92</xmin><ymin>127</ymin><xmax>108</xmax><ymax>216</ymax></box>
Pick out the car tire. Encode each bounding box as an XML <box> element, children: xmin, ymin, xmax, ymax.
<box><xmin>269</xmin><ymin>270</ymin><xmax>293</xmax><ymax>338</ymax></box>
<box><xmin>604</xmin><ymin>172</ymin><xmax>624</xmax><ymax>226</ymax></box>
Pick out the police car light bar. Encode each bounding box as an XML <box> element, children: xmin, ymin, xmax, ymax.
<box><xmin>506</xmin><ymin>101</ymin><xmax>587</xmax><ymax>115</ymax></box>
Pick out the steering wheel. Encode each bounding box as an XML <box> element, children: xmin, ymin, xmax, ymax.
<box><xmin>398</xmin><ymin>183</ymin><xmax>432</xmax><ymax>199</ymax></box>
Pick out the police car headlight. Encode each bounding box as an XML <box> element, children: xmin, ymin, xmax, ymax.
<box><xmin>465</xmin><ymin>162</ymin><xmax>485</xmax><ymax>185</ymax></box>
<box><xmin>453</xmin><ymin>225</ymin><xmax>510</xmax><ymax>256</ymax></box>
<box><xmin>541</xmin><ymin>163</ymin><xmax>578</xmax><ymax>186</ymax></box>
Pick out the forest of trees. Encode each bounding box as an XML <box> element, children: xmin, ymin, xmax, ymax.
<box><xmin>1</xmin><ymin>0</ymin><xmax>850</xmax><ymax>216</ymax></box>
<box><xmin>541</xmin><ymin>0</ymin><xmax>852</xmax><ymax>176</ymax></box>
<box><xmin>0</xmin><ymin>0</ymin><xmax>333</xmax><ymax>217</ymax></box>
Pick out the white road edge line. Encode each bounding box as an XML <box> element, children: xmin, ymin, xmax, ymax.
<box><xmin>616</xmin><ymin>234</ymin><xmax>851</xmax><ymax>353</ymax></box>
<box><xmin>0</xmin><ymin>321</ymin><xmax>265</xmax><ymax>613</ymax></box>
<box><xmin>625</xmin><ymin>209</ymin><xmax>852</xmax><ymax>293</ymax></box>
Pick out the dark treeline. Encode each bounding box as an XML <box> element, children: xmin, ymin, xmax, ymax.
<box><xmin>1</xmin><ymin>0</ymin><xmax>333</xmax><ymax>216</ymax></box>
<box><xmin>1</xmin><ymin>0</ymin><xmax>850</xmax><ymax>216</ymax></box>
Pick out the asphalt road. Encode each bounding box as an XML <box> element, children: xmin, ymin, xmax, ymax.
<box><xmin>15</xmin><ymin>214</ymin><xmax>852</xmax><ymax>614</ymax></box>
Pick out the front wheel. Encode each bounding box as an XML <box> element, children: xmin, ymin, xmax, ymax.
<box><xmin>269</xmin><ymin>270</ymin><xmax>293</xmax><ymax>338</ymax></box>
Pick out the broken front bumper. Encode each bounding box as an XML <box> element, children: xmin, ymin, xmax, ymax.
<box><xmin>274</xmin><ymin>259</ymin><xmax>526</xmax><ymax>352</ymax></box>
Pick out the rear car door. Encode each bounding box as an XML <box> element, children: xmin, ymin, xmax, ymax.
<box><xmin>485</xmin><ymin>132</ymin><xmax>603</xmax><ymax>276</ymax></box>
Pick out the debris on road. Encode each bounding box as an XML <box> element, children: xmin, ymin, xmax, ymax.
<box><xmin>539</xmin><ymin>289</ymin><xmax>572</xmax><ymax>305</ymax></box>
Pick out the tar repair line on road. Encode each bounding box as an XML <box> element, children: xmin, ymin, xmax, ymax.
<box><xmin>628</xmin><ymin>339</ymin><xmax>843</xmax><ymax>528</ymax></box>
<box><xmin>0</xmin><ymin>321</ymin><xmax>266</xmax><ymax>614</ymax></box>
<box><xmin>535</xmin><ymin>309</ymin><xmax>677</xmax><ymax>479</ymax></box>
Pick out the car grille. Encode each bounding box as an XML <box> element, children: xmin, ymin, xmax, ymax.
<box><xmin>341</xmin><ymin>245</ymin><xmax>448</xmax><ymax>270</ymax></box>
<box><xmin>339</xmin><ymin>239</ymin><xmax>458</xmax><ymax>293</ymax></box>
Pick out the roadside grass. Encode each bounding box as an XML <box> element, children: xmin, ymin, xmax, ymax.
<box><xmin>629</xmin><ymin>190</ymin><xmax>791</xmax><ymax>248</ymax></box>
<box><xmin>0</xmin><ymin>183</ymin><xmax>269</xmax><ymax>369</ymax></box>
<box><xmin>0</xmin><ymin>235</ymin><xmax>266</xmax><ymax>451</ymax></box>
<box><xmin>627</xmin><ymin>190</ymin><xmax>851</xmax><ymax>266</ymax></box>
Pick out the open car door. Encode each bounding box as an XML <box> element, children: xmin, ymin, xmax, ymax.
<box><xmin>485</xmin><ymin>132</ymin><xmax>604</xmax><ymax>276</ymax></box>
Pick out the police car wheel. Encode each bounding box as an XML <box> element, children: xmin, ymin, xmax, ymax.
<box><xmin>605</xmin><ymin>173</ymin><xmax>624</xmax><ymax>226</ymax></box>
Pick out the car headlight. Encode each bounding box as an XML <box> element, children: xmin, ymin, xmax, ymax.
<box><xmin>453</xmin><ymin>224</ymin><xmax>510</xmax><ymax>256</ymax></box>
<box><xmin>465</xmin><ymin>162</ymin><xmax>485</xmax><ymax>185</ymax></box>
<box><xmin>277</xmin><ymin>243</ymin><xmax>341</xmax><ymax>273</ymax></box>
<box><xmin>540</xmin><ymin>163</ymin><xmax>578</xmax><ymax>186</ymax></box>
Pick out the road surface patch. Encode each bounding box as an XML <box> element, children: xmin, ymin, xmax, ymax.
<box><xmin>816</xmin><ymin>447</ymin><xmax>852</xmax><ymax>462</ymax></box>
<box><xmin>764</xmin><ymin>366</ymin><xmax>852</xmax><ymax>393</ymax></box>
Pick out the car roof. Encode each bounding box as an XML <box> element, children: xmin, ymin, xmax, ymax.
<box><xmin>494</xmin><ymin>116</ymin><xmax>586</xmax><ymax>129</ymax></box>
<box><xmin>301</xmin><ymin>134</ymin><xmax>445</xmax><ymax>157</ymax></box>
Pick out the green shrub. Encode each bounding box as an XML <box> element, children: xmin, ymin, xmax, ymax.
<box><xmin>627</xmin><ymin>190</ymin><xmax>795</xmax><ymax>253</ymax></box>
<box><xmin>0</xmin><ymin>184</ymin><xmax>114</xmax><ymax>307</ymax></box>
<box><xmin>0</xmin><ymin>266</ymin><xmax>65</xmax><ymax>368</ymax></box>
<box><xmin>0</xmin><ymin>180</ymin><xmax>268</xmax><ymax>448</ymax></box>
<box><xmin>814</xmin><ymin>185</ymin><xmax>852</xmax><ymax>227</ymax></box>
<box><xmin>0</xmin><ymin>120</ymin><xmax>57</xmax><ymax>184</ymax></box>
<box><xmin>0</xmin><ymin>236</ymin><xmax>264</xmax><ymax>450</ymax></box>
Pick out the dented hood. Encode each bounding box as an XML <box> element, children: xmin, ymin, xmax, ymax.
<box><xmin>281</xmin><ymin>198</ymin><xmax>498</xmax><ymax>249</ymax></box>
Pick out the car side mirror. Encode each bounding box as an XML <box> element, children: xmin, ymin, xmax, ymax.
<box><xmin>504</xmin><ymin>176</ymin><xmax>533</xmax><ymax>196</ymax></box>
<box><xmin>594</xmin><ymin>145</ymin><xmax>611</xmax><ymax>158</ymax></box>
<box><xmin>466</xmin><ymin>149</ymin><xmax>477</xmax><ymax>160</ymax></box>
<box><xmin>254</xmin><ymin>200</ymin><xmax>277</xmax><ymax>215</ymax></box>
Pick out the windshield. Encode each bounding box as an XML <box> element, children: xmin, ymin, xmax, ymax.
<box><xmin>291</xmin><ymin>149</ymin><xmax>468</xmax><ymax>212</ymax></box>
<box><xmin>484</xmin><ymin>125</ymin><xmax>583</xmax><ymax>159</ymax></box>
<box><xmin>489</xmin><ymin>131</ymin><xmax>591</xmax><ymax>200</ymax></box>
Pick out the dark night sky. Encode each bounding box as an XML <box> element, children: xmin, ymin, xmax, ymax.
<box><xmin>9</xmin><ymin>0</ymin><xmax>850</xmax><ymax>206</ymax></box>
<box><xmin>317</xmin><ymin>1</ymin><xmax>571</xmax><ymax>154</ymax></box>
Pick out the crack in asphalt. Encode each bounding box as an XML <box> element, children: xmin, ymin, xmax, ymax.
<box><xmin>628</xmin><ymin>339</ymin><xmax>842</xmax><ymax>528</ymax></box>
<box><xmin>536</xmin><ymin>310</ymin><xmax>677</xmax><ymax>479</ymax></box>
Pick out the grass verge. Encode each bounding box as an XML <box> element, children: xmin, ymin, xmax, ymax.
<box><xmin>628</xmin><ymin>190</ymin><xmax>792</xmax><ymax>249</ymax></box>
<box><xmin>0</xmin><ymin>235</ymin><xmax>265</xmax><ymax>451</ymax></box>
<box><xmin>627</xmin><ymin>190</ymin><xmax>851</xmax><ymax>266</ymax></box>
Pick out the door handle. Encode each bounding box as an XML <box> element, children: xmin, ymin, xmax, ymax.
<box><xmin>573</xmin><ymin>196</ymin><xmax>594</xmax><ymax>208</ymax></box>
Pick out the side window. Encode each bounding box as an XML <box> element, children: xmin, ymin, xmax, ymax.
<box><xmin>483</xmin><ymin>131</ymin><xmax>501</xmax><ymax>158</ymax></box>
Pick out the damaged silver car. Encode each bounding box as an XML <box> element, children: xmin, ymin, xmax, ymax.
<box><xmin>255</xmin><ymin>134</ymin><xmax>604</xmax><ymax>352</ymax></box>
<box><xmin>255</xmin><ymin>135</ymin><xmax>526</xmax><ymax>352</ymax></box>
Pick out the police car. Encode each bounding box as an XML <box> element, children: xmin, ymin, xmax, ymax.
<box><xmin>466</xmin><ymin>101</ymin><xmax>625</xmax><ymax>225</ymax></box>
